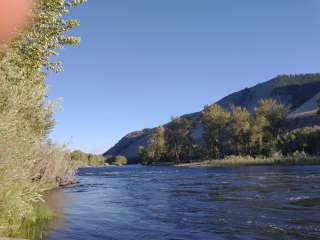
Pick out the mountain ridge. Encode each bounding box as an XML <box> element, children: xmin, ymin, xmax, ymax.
<box><xmin>104</xmin><ymin>73</ymin><xmax>320</xmax><ymax>163</ymax></box>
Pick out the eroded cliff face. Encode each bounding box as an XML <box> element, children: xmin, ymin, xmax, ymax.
<box><xmin>104</xmin><ymin>74</ymin><xmax>320</xmax><ymax>163</ymax></box>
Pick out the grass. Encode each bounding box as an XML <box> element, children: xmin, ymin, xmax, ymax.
<box><xmin>176</xmin><ymin>155</ymin><xmax>320</xmax><ymax>167</ymax></box>
<box><xmin>1</xmin><ymin>203</ymin><xmax>52</xmax><ymax>239</ymax></box>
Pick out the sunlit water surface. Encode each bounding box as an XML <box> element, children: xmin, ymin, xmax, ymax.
<box><xmin>43</xmin><ymin>165</ymin><xmax>320</xmax><ymax>240</ymax></box>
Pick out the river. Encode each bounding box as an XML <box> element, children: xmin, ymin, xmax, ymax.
<box><xmin>41</xmin><ymin>165</ymin><xmax>320</xmax><ymax>240</ymax></box>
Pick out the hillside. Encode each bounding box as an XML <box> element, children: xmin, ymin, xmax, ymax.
<box><xmin>104</xmin><ymin>74</ymin><xmax>320</xmax><ymax>163</ymax></box>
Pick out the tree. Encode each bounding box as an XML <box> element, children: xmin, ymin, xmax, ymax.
<box><xmin>0</xmin><ymin>0</ymin><xmax>86</xmax><ymax>139</ymax></box>
<box><xmin>254</xmin><ymin>99</ymin><xmax>288</xmax><ymax>136</ymax></box>
<box><xmin>165</xmin><ymin>117</ymin><xmax>194</xmax><ymax>162</ymax></box>
<box><xmin>71</xmin><ymin>150</ymin><xmax>105</xmax><ymax>166</ymax></box>
<box><xmin>106</xmin><ymin>155</ymin><xmax>128</xmax><ymax>166</ymax></box>
<box><xmin>0</xmin><ymin>1</ymin><xmax>87</xmax><ymax>233</ymax></box>
<box><xmin>88</xmin><ymin>154</ymin><xmax>104</xmax><ymax>166</ymax></box>
<box><xmin>138</xmin><ymin>146</ymin><xmax>149</xmax><ymax>164</ymax></box>
<box><xmin>114</xmin><ymin>155</ymin><xmax>128</xmax><ymax>166</ymax></box>
<box><xmin>317</xmin><ymin>98</ymin><xmax>320</xmax><ymax>115</ymax></box>
<box><xmin>201</xmin><ymin>104</ymin><xmax>230</xmax><ymax>158</ymax></box>
<box><xmin>250</xmin><ymin>99</ymin><xmax>288</xmax><ymax>156</ymax></box>
<box><xmin>142</xmin><ymin>126</ymin><xmax>166</xmax><ymax>164</ymax></box>
<box><xmin>249</xmin><ymin>113</ymin><xmax>269</xmax><ymax>155</ymax></box>
<box><xmin>229</xmin><ymin>106</ymin><xmax>250</xmax><ymax>155</ymax></box>
<box><xmin>278</xmin><ymin>127</ymin><xmax>320</xmax><ymax>156</ymax></box>
<box><xmin>11</xmin><ymin>0</ymin><xmax>86</xmax><ymax>74</ymax></box>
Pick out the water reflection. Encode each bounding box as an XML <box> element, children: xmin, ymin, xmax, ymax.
<box><xmin>15</xmin><ymin>189</ymin><xmax>69</xmax><ymax>240</ymax></box>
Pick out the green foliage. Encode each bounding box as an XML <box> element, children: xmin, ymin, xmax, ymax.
<box><xmin>165</xmin><ymin>117</ymin><xmax>194</xmax><ymax>162</ymax></box>
<box><xmin>149</xmin><ymin>126</ymin><xmax>166</xmax><ymax>162</ymax></box>
<box><xmin>271</xmin><ymin>74</ymin><xmax>320</xmax><ymax>110</ymax></box>
<box><xmin>115</xmin><ymin>155</ymin><xmax>128</xmax><ymax>165</ymax></box>
<box><xmin>0</xmin><ymin>0</ymin><xmax>86</xmax><ymax>236</ymax></box>
<box><xmin>138</xmin><ymin>146</ymin><xmax>149</xmax><ymax>164</ymax></box>
<box><xmin>278</xmin><ymin>127</ymin><xmax>320</xmax><ymax>156</ymax></box>
<box><xmin>88</xmin><ymin>154</ymin><xmax>105</xmax><ymax>166</ymax></box>
<box><xmin>292</xmin><ymin>150</ymin><xmax>307</xmax><ymax>162</ymax></box>
<box><xmin>138</xmin><ymin>98</ymin><xmax>319</xmax><ymax>166</ymax></box>
<box><xmin>9</xmin><ymin>0</ymin><xmax>87</xmax><ymax>75</ymax></box>
<box><xmin>250</xmin><ymin>99</ymin><xmax>288</xmax><ymax>156</ymax></box>
<box><xmin>201</xmin><ymin>104</ymin><xmax>230</xmax><ymax>158</ymax></box>
<box><xmin>138</xmin><ymin>121</ymin><xmax>205</xmax><ymax>165</ymax></box>
<box><xmin>106</xmin><ymin>155</ymin><xmax>128</xmax><ymax>166</ymax></box>
<box><xmin>1</xmin><ymin>202</ymin><xmax>51</xmax><ymax>239</ymax></box>
<box><xmin>139</xmin><ymin>126</ymin><xmax>166</xmax><ymax>165</ymax></box>
<box><xmin>273</xmin><ymin>74</ymin><xmax>320</xmax><ymax>88</ymax></box>
<box><xmin>139</xmin><ymin>117</ymin><xmax>194</xmax><ymax>165</ymax></box>
<box><xmin>179</xmin><ymin>155</ymin><xmax>320</xmax><ymax>167</ymax></box>
<box><xmin>189</xmin><ymin>144</ymin><xmax>207</xmax><ymax>161</ymax></box>
<box><xmin>229</xmin><ymin>106</ymin><xmax>251</xmax><ymax>155</ymax></box>
<box><xmin>70</xmin><ymin>150</ymin><xmax>105</xmax><ymax>167</ymax></box>
<box><xmin>0</xmin><ymin>140</ymin><xmax>74</xmax><ymax>237</ymax></box>
<box><xmin>200</xmin><ymin>99</ymin><xmax>288</xmax><ymax>159</ymax></box>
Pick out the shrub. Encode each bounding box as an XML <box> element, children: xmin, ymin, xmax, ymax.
<box><xmin>107</xmin><ymin>155</ymin><xmax>128</xmax><ymax>166</ymax></box>
<box><xmin>114</xmin><ymin>155</ymin><xmax>128</xmax><ymax>165</ymax></box>
<box><xmin>0</xmin><ymin>0</ymin><xmax>86</xmax><ymax>236</ymax></box>
<box><xmin>278</xmin><ymin>127</ymin><xmax>320</xmax><ymax>155</ymax></box>
<box><xmin>292</xmin><ymin>150</ymin><xmax>307</xmax><ymax>162</ymax></box>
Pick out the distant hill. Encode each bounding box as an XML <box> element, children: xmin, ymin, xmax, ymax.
<box><xmin>104</xmin><ymin>74</ymin><xmax>320</xmax><ymax>163</ymax></box>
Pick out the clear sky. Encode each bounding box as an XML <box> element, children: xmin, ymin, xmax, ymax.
<box><xmin>48</xmin><ymin>0</ymin><xmax>320</xmax><ymax>154</ymax></box>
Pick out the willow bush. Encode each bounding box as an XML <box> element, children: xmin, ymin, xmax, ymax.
<box><xmin>0</xmin><ymin>0</ymin><xmax>86</xmax><ymax>236</ymax></box>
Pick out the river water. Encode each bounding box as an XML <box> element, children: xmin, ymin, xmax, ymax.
<box><xmin>43</xmin><ymin>165</ymin><xmax>320</xmax><ymax>240</ymax></box>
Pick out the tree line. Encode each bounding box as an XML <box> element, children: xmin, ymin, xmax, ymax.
<box><xmin>70</xmin><ymin>150</ymin><xmax>106</xmax><ymax>167</ymax></box>
<box><xmin>105</xmin><ymin>155</ymin><xmax>128</xmax><ymax>166</ymax></box>
<box><xmin>139</xmin><ymin>99</ymin><xmax>320</xmax><ymax>164</ymax></box>
<box><xmin>70</xmin><ymin>150</ymin><xmax>129</xmax><ymax>167</ymax></box>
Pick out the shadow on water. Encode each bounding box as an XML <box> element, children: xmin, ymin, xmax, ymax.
<box><xmin>19</xmin><ymin>165</ymin><xmax>320</xmax><ymax>240</ymax></box>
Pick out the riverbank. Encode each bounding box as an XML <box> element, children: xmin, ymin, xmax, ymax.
<box><xmin>0</xmin><ymin>175</ymin><xmax>80</xmax><ymax>240</ymax></box>
<box><xmin>176</xmin><ymin>155</ymin><xmax>320</xmax><ymax>167</ymax></box>
<box><xmin>56</xmin><ymin>177</ymin><xmax>80</xmax><ymax>187</ymax></box>
<box><xmin>0</xmin><ymin>238</ymin><xmax>28</xmax><ymax>240</ymax></box>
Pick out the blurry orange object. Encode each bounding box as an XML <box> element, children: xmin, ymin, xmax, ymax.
<box><xmin>0</xmin><ymin>0</ymin><xmax>34</xmax><ymax>43</ymax></box>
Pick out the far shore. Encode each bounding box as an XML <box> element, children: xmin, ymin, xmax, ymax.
<box><xmin>175</xmin><ymin>155</ymin><xmax>320</xmax><ymax>168</ymax></box>
<box><xmin>76</xmin><ymin>156</ymin><xmax>320</xmax><ymax>168</ymax></box>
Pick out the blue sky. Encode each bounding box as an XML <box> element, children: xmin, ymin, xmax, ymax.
<box><xmin>48</xmin><ymin>0</ymin><xmax>320</xmax><ymax>154</ymax></box>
